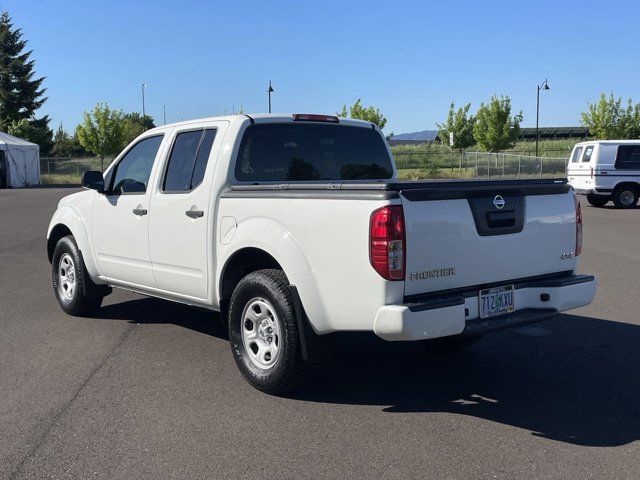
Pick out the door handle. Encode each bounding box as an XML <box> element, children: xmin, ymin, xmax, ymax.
<box><xmin>185</xmin><ymin>208</ymin><xmax>204</xmax><ymax>219</ymax></box>
<box><xmin>132</xmin><ymin>206</ymin><xmax>148</xmax><ymax>216</ymax></box>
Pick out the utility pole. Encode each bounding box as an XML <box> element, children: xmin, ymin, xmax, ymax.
<box><xmin>536</xmin><ymin>79</ymin><xmax>550</xmax><ymax>157</ymax></box>
<box><xmin>267</xmin><ymin>80</ymin><xmax>274</xmax><ymax>113</ymax></box>
<box><xmin>141</xmin><ymin>83</ymin><xmax>148</xmax><ymax>117</ymax></box>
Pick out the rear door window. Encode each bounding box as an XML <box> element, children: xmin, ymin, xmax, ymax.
<box><xmin>582</xmin><ymin>146</ymin><xmax>594</xmax><ymax>163</ymax></box>
<box><xmin>163</xmin><ymin>128</ymin><xmax>217</xmax><ymax>192</ymax></box>
<box><xmin>615</xmin><ymin>145</ymin><xmax>640</xmax><ymax>170</ymax></box>
<box><xmin>570</xmin><ymin>146</ymin><xmax>583</xmax><ymax>163</ymax></box>
<box><xmin>235</xmin><ymin>123</ymin><xmax>393</xmax><ymax>181</ymax></box>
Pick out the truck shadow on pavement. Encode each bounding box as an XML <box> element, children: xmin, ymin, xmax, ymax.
<box><xmin>95</xmin><ymin>299</ymin><xmax>639</xmax><ymax>448</ymax></box>
<box><xmin>96</xmin><ymin>298</ymin><xmax>229</xmax><ymax>339</ymax></box>
<box><xmin>302</xmin><ymin>313</ymin><xmax>640</xmax><ymax>448</ymax></box>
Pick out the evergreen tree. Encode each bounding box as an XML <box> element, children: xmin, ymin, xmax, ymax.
<box><xmin>0</xmin><ymin>11</ymin><xmax>52</xmax><ymax>152</ymax></box>
<box><xmin>52</xmin><ymin>124</ymin><xmax>73</xmax><ymax>157</ymax></box>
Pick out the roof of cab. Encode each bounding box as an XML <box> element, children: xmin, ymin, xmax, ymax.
<box><xmin>146</xmin><ymin>113</ymin><xmax>376</xmax><ymax>134</ymax></box>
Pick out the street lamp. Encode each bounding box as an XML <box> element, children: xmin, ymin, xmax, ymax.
<box><xmin>267</xmin><ymin>80</ymin><xmax>274</xmax><ymax>113</ymax></box>
<box><xmin>163</xmin><ymin>105</ymin><xmax>167</xmax><ymax>125</ymax></box>
<box><xmin>141</xmin><ymin>83</ymin><xmax>148</xmax><ymax>117</ymax></box>
<box><xmin>536</xmin><ymin>79</ymin><xmax>550</xmax><ymax>157</ymax></box>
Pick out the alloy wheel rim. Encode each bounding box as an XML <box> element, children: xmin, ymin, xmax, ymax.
<box><xmin>58</xmin><ymin>253</ymin><xmax>77</xmax><ymax>301</ymax></box>
<box><xmin>241</xmin><ymin>298</ymin><xmax>282</xmax><ymax>369</ymax></box>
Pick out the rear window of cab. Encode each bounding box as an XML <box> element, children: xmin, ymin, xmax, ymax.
<box><xmin>234</xmin><ymin>123</ymin><xmax>393</xmax><ymax>182</ymax></box>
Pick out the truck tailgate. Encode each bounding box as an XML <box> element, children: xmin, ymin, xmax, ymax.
<box><xmin>396</xmin><ymin>179</ymin><xmax>576</xmax><ymax>297</ymax></box>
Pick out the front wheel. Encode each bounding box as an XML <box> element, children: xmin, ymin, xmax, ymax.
<box><xmin>586</xmin><ymin>194</ymin><xmax>609</xmax><ymax>207</ymax></box>
<box><xmin>228</xmin><ymin>269</ymin><xmax>308</xmax><ymax>395</ymax></box>
<box><xmin>612</xmin><ymin>186</ymin><xmax>639</xmax><ymax>209</ymax></box>
<box><xmin>52</xmin><ymin>235</ymin><xmax>104</xmax><ymax>315</ymax></box>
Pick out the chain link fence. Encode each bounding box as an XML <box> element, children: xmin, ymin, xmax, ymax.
<box><xmin>40</xmin><ymin>151</ymin><xmax>569</xmax><ymax>184</ymax></box>
<box><xmin>40</xmin><ymin>157</ymin><xmax>112</xmax><ymax>185</ymax></box>
<box><xmin>393</xmin><ymin>151</ymin><xmax>568</xmax><ymax>180</ymax></box>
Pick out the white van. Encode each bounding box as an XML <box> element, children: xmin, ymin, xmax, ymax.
<box><xmin>567</xmin><ymin>140</ymin><xmax>640</xmax><ymax>208</ymax></box>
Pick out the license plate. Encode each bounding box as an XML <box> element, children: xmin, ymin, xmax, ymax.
<box><xmin>479</xmin><ymin>285</ymin><xmax>515</xmax><ymax>319</ymax></box>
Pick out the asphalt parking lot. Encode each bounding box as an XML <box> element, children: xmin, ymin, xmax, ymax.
<box><xmin>1</xmin><ymin>187</ymin><xmax>639</xmax><ymax>480</ymax></box>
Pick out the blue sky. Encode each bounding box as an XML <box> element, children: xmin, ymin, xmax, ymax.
<box><xmin>5</xmin><ymin>0</ymin><xmax>640</xmax><ymax>134</ymax></box>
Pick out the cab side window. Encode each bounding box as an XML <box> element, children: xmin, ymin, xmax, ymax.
<box><xmin>163</xmin><ymin>129</ymin><xmax>217</xmax><ymax>193</ymax></box>
<box><xmin>110</xmin><ymin>135</ymin><xmax>164</xmax><ymax>194</ymax></box>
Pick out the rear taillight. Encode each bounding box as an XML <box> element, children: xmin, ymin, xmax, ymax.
<box><xmin>369</xmin><ymin>205</ymin><xmax>405</xmax><ymax>280</ymax></box>
<box><xmin>575</xmin><ymin>194</ymin><xmax>583</xmax><ymax>256</ymax></box>
<box><xmin>590</xmin><ymin>167</ymin><xmax>594</xmax><ymax>178</ymax></box>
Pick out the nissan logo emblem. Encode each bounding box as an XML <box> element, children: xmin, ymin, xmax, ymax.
<box><xmin>493</xmin><ymin>195</ymin><xmax>506</xmax><ymax>209</ymax></box>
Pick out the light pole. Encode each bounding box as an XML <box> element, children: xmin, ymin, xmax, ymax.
<box><xmin>141</xmin><ymin>83</ymin><xmax>148</xmax><ymax>117</ymax></box>
<box><xmin>163</xmin><ymin>105</ymin><xmax>167</xmax><ymax>125</ymax></box>
<box><xmin>267</xmin><ymin>80</ymin><xmax>274</xmax><ymax>113</ymax></box>
<box><xmin>536</xmin><ymin>79</ymin><xmax>550</xmax><ymax>157</ymax></box>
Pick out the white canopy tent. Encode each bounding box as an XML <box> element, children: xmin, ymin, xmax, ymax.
<box><xmin>0</xmin><ymin>131</ymin><xmax>40</xmax><ymax>187</ymax></box>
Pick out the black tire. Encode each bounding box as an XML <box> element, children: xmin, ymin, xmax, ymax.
<box><xmin>421</xmin><ymin>334</ymin><xmax>483</xmax><ymax>352</ymax></box>
<box><xmin>0</xmin><ymin>169</ymin><xmax>6</xmax><ymax>189</ymax></box>
<box><xmin>586</xmin><ymin>194</ymin><xmax>609</xmax><ymax>208</ymax></box>
<box><xmin>52</xmin><ymin>235</ymin><xmax>104</xmax><ymax>315</ymax></box>
<box><xmin>612</xmin><ymin>185</ymin><xmax>639</xmax><ymax>209</ymax></box>
<box><xmin>228</xmin><ymin>269</ymin><xmax>307</xmax><ymax>394</ymax></box>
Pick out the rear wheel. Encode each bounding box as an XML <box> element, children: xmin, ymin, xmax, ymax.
<box><xmin>586</xmin><ymin>194</ymin><xmax>609</xmax><ymax>207</ymax></box>
<box><xmin>228</xmin><ymin>269</ymin><xmax>308</xmax><ymax>394</ymax></box>
<box><xmin>612</xmin><ymin>186</ymin><xmax>639</xmax><ymax>209</ymax></box>
<box><xmin>52</xmin><ymin>235</ymin><xmax>104</xmax><ymax>315</ymax></box>
<box><xmin>0</xmin><ymin>169</ymin><xmax>6</xmax><ymax>188</ymax></box>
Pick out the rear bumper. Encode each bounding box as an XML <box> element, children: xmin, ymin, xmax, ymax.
<box><xmin>373</xmin><ymin>274</ymin><xmax>597</xmax><ymax>341</ymax></box>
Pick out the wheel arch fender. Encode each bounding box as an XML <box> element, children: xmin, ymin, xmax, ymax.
<box><xmin>613</xmin><ymin>181</ymin><xmax>640</xmax><ymax>192</ymax></box>
<box><xmin>217</xmin><ymin>217</ymin><xmax>328</xmax><ymax>332</ymax></box>
<box><xmin>47</xmin><ymin>205</ymin><xmax>100</xmax><ymax>280</ymax></box>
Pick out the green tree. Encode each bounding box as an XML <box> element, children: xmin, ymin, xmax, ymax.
<box><xmin>620</xmin><ymin>99</ymin><xmax>640</xmax><ymax>139</ymax></box>
<box><xmin>437</xmin><ymin>102</ymin><xmax>476</xmax><ymax>151</ymax></box>
<box><xmin>8</xmin><ymin>117</ymin><xmax>53</xmax><ymax>153</ymax></box>
<box><xmin>580</xmin><ymin>93</ymin><xmax>625</xmax><ymax>139</ymax></box>
<box><xmin>0</xmin><ymin>11</ymin><xmax>52</xmax><ymax>152</ymax></box>
<box><xmin>473</xmin><ymin>95</ymin><xmax>522</xmax><ymax>152</ymax></box>
<box><xmin>75</xmin><ymin>103</ymin><xmax>125</xmax><ymax>171</ymax></box>
<box><xmin>122</xmin><ymin>112</ymin><xmax>155</xmax><ymax>145</ymax></box>
<box><xmin>339</xmin><ymin>99</ymin><xmax>387</xmax><ymax>129</ymax></box>
<box><xmin>52</xmin><ymin>124</ymin><xmax>73</xmax><ymax>156</ymax></box>
<box><xmin>53</xmin><ymin>124</ymin><xmax>87</xmax><ymax>156</ymax></box>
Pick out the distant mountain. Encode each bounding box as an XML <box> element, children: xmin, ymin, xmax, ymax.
<box><xmin>390</xmin><ymin>130</ymin><xmax>439</xmax><ymax>141</ymax></box>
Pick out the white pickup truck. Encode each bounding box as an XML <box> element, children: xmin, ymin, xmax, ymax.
<box><xmin>47</xmin><ymin>113</ymin><xmax>597</xmax><ymax>393</ymax></box>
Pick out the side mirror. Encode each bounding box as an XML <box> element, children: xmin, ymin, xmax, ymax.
<box><xmin>81</xmin><ymin>170</ymin><xmax>105</xmax><ymax>192</ymax></box>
